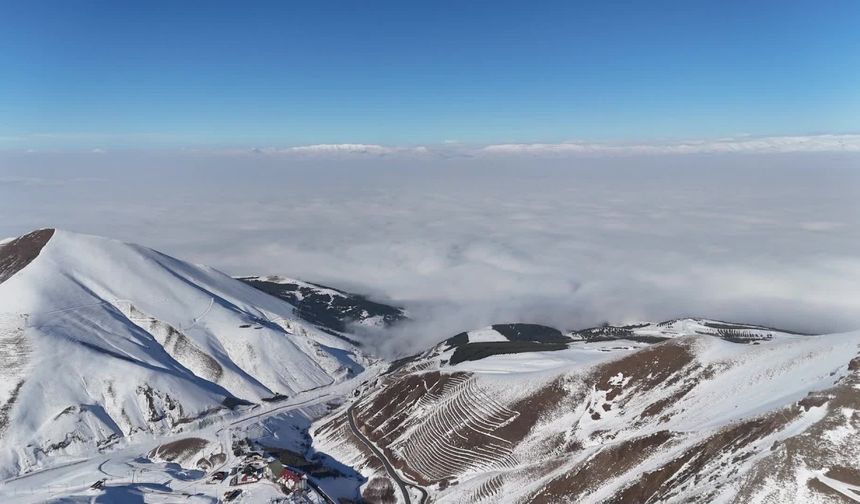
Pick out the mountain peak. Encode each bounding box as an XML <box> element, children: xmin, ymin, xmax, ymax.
<box><xmin>0</xmin><ymin>228</ymin><xmax>55</xmax><ymax>285</ymax></box>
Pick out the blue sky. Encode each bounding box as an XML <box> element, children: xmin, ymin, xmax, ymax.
<box><xmin>1</xmin><ymin>0</ymin><xmax>858</xmax><ymax>148</ymax></box>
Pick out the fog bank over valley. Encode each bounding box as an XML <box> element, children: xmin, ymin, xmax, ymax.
<box><xmin>2</xmin><ymin>149</ymin><xmax>859</xmax><ymax>354</ymax></box>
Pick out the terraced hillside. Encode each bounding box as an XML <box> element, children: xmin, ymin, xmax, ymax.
<box><xmin>314</xmin><ymin>325</ymin><xmax>860</xmax><ymax>503</ymax></box>
<box><xmin>364</xmin><ymin>372</ymin><xmax>519</xmax><ymax>484</ymax></box>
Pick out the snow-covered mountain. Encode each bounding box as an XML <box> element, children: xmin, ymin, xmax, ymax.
<box><xmin>315</xmin><ymin>320</ymin><xmax>860</xmax><ymax>503</ymax></box>
<box><xmin>2</xmin><ymin>228</ymin><xmax>859</xmax><ymax>503</ymax></box>
<box><xmin>0</xmin><ymin>229</ymin><xmax>367</xmax><ymax>477</ymax></box>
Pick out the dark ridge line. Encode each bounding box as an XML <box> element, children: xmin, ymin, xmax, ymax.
<box><xmin>0</xmin><ymin>228</ymin><xmax>55</xmax><ymax>285</ymax></box>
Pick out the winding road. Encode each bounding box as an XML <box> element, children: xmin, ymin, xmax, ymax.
<box><xmin>347</xmin><ymin>404</ymin><xmax>428</xmax><ymax>504</ymax></box>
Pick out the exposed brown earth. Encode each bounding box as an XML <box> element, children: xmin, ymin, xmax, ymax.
<box><xmin>735</xmin><ymin>363</ymin><xmax>860</xmax><ymax>502</ymax></box>
<box><xmin>592</xmin><ymin>339</ymin><xmax>695</xmax><ymax>399</ymax></box>
<box><xmin>530</xmin><ymin>430</ymin><xmax>676</xmax><ymax>503</ymax></box>
<box><xmin>608</xmin><ymin>410</ymin><xmax>800</xmax><ymax>504</ymax></box>
<box><xmin>362</xmin><ymin>476</ymin><xmax>397</xmax><ymax>504</ymax></box>
<box><xmin>826</xmin><ymin>466</ymin><xmax>860</xmax><ymax>488</ymax></box>
<box><xmin>806</xmin><ymin>477</ymin><xmax>856</xmax><ymax>502</ymax></box>
<box><xmin>0</xmin><ymin>381</ymin><xmax>24</xmax><ymax>437</ymax></box>
<box><xmin>638</xmin><ymin>387</ymin><xmax>689</xmax><ymax>419</ymax></box>
<box><xmin>149</xmin><ymin>437</ymin><xmax>209</xmax><ymax>462</ymax></box>
<box><xmin>493</xmin><ymin>377</ymin><xmax>570</xmax><ymax>446</ymax></box>
<box><xmin>0</xmin><ymin>229</ymin><xmax>54</xmax><ymax>285</ymax></box>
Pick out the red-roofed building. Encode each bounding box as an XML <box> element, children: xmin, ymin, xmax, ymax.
<box><xmin>277</xmin><ymin>468</ymin><xmax>307</xmax><ymax>492</ymax></box>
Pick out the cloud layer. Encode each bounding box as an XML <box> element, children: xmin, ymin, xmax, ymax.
<box><xmin>2</xmin><ymin>148</ymin><xmax>859</xmax><ymax>355</ymax></box>
<box><xmin>254</xmin><ymin>144</ymin><xmax>429</xmax><ymax>156</ymax></box>
<box><xmin>6</xmin><ymin>134</ymin><xmax>860</xmax><ymax>156</ymax></box>
<box><xmin>478</xmin><ymin>134</ymin><xmax>860</xmax><ymax>156</ymax></box>
<box><xmin>230</xmin><ymin>134</ymin><xmax>860</xmax><ymax>159</ymax></box>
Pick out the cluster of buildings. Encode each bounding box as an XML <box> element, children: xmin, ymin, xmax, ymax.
<box><xmin>215</xmin><ymin>450</ymin><xmax>328</xmax><ymax>503</ymax></box>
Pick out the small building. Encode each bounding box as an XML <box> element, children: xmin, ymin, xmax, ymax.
<box><xmin>229</xmin><ymin>464</ymin><xmax>266</xmax><ymax>485</ymax></box>
<box><xmin>277</xmin><ymin>468</ymin><xmax>307</xmax><ymax>492</ymax></box>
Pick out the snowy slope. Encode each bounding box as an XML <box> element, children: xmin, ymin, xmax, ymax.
<box><xmin>316</xmin><ymin>324</ymin><xmax>860</xmax><ymax>503</ymax></box>
<box><xmin>571</xmin><ymin>317</ymin><xmax>806</xmax><ymax>343</ymax></box>
<box><xmin>0</xmin><ymin>229</ymin><xmax>368</xmax><ymax>477</ymax></box>
<box><xmin>239</xmin><ymin>275</ymin><xmax>406</xmax><ymax>339</ymax></box>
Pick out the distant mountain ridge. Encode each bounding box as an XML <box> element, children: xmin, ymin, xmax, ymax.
<box><xmin>570</xmin><ymin>317</ymin><xmax>811</xmax><ymax>344</ymax></box>
<box><xmin>238</xmin><ymin>275</ymin><xmax>406</xmax><ymax>341</ymax></box>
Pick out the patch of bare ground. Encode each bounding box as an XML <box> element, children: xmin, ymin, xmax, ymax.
<box><xmin>608</xmin><ymin>411</ymin><xmax>800</xmax><ymax>504</ymax></box>
<box><xmin>0</xmin><ymin>229</ymin><xmax>54</xmax><ymax>284</ymax></box>
<box><xmin>362</xmin><ymin>477</ymin><xmax>397</xmax><ymax>504</ymax></box>
<box><xmin>592</xmin><ymin>339</ymin><xmax>695</xmax><ymax>402</ymax></box>
<box><xmin>529</xmin><ymin>430</ymin><xmax>675</xmax><ymax>504</ymax></box>
<box><xmin>149</xmin><ymin>437</ymin><xmax>209</xmax><ymax>462</ymax></box>
<box><xmin>806</xmin><ymin>466</ymin><xmax>860</xmax><ymax>503</ymax></box>
<box><xmin>196</xmin><ymin>451</ymin><xmax>227</xmax><ymax>470</ymax></box>
<box><xmin>734</xmin><ymin>360</ymin><xmax>860</xmax><ymax>502</ymax></box>
<box><xmin>826</xmin><ymin>466</ymin><xmax>860</xmax><ymax>487</ymax></box>
<box><xmin>0</xmin><ymin>381</ymin><xmax>24</xmax><ymax>437</ymax></box>
<box><xmin>354</xmin><ymin>352</ymin><xmax>695</xmax><ymax>495</ymax></box>
<box><xmin>636</xmin><ymin>365</ymin><xmax>717</xmax><ymax>423</ymax></box>
<box><xmin>493</xmin><ymin>377</ymin><xmax>570</xmax><ymax>446</ymax></box>
<box><xmin>806</xmin><ymin>477</ymin><xmax>857</xmax><ymax>503</ymax></box>
<box><xmin>519</xmin><ymin>457</ymin><xmax>569</xmax><ymax>489</ymax></box>
<box><xmin>639</xmin><ymin>388</ymin><xmax>687</xmax><ymax>419</ymax></box>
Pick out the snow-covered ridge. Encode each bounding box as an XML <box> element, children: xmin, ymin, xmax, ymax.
<box><xmin>0</xmin><ymin>229</ymin><xmax>368</xmax><ymax>477</ymax></box>
<box><xmin>0</xmin><ymin>228</ymin><xmax>54</xmax><ymax>285</ymax></box>
<box><xmin>239</xmin><ymin>274</ymin><xmax>406</xmax><ymax>337</ymax></box>
<box><xmin>570</xmin><ymin>317</ymin><xmax>809</xmax><ymax>343</ymax></box>
<box><xmin>402</xmin><ymin>319</ymin><xmax>807</xmax><ymax>375</ymax></box>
